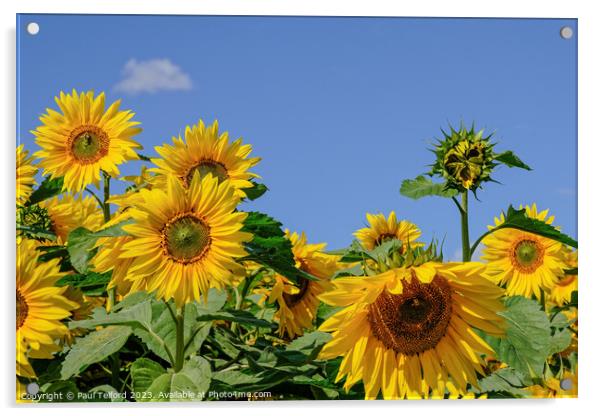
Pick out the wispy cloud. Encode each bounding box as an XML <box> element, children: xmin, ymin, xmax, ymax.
<box><xmin>114</xmin><ymin>58</ymin><xmax>192</xmax><ymax>94</ymax></box>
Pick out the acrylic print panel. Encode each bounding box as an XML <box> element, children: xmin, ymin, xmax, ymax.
<box><xmin>16</xmin><ymin>14</ymin><xmax>577</xmax><ymax>402</ymax></box>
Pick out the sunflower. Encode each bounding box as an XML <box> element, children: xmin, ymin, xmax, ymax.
<box><xmin>481</xmin><ymin>204</ymin><xmax>568</xmax><ymax>299</ymax></box>
<box><xmin>355</xmin><ymin>212</ymin><xmax>422</xmax><ymax>251</ymax></box>
<box><xmin>61</xmin><ymin>287</ymin><xmax>97</xmax><ymax>345</ymax></box>
<box><xmin>18</xmin><ymin>194</ymin><xmax>103</xmax><ymax>244</ymax></box>
<box><xmin>16</xmin><ymin>145</ymin><xmax>38</xmax><ymax>206</ymax></box>
<box><xmin>119</xmin><ymin>173</ymin><xmax>252</xmax><ymax>306</ymax></box>
<box><xmin>17</xmin><ymin>240</ymin><xmax>78</xmax><ymax>378</ymax></box>
<box><xmin>526</xmin><ymin>367</ymin><xmax>578</xmax><ymax>398</ymax></box>
<box><xmin>549</xmin><ymin>249</ymin><xmax>578</xmax><ymax>306</ymax></box>
<box><xmin>268</xmin><ymin>231</ymin><xmax>338</xmax><ymax>339</ymax></box>
<box><xmin>33</xmin><ymin>90</ymin><xmax>142</xmax><ymax>193</ymax></box>
<box><xmin>150</xmin><ymin>119</ymin><xmax>260</xmax><ymax>197</ymax></box>
<box><xmin>318</xmin><ymin>262</ymin><xmax>505</xmax><ymax>399</ymax></box>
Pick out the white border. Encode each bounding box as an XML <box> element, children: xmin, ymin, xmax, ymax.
<box><xmin>2</xmin><ymin>1</ymin><xmax>600</xmax><ymax>415</ymax></box>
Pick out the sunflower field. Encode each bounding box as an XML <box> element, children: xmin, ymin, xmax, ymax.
<box><xmin>16</xmin><ymin>90</ymin><xmax>578</xmax><ymax>402</ymax></box>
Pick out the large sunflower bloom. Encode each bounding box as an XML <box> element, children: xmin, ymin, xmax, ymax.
<box><xmin>150</xmin><ymin>119</ymin><xmax>260</xmax><ymax>197</ymax></box>
<box><xmin>16</xmin><ymin>145</ymin><xmax>38</xmax><ymax>206</ymax></box>
<box><xmin>268</xmin><ymin>231</ymin><xmax>338</xmax><ymax>339</ymax></box>
<box><xmin>17</xmin><ymin>240</ymin><xmax>78</xmax><ymax>378</ymax></box>
<box><xmin>549</xmin><ymin>249</ymin><xmax>578</xmax><ymax>306</ymax></box>
<box><xmin>482</xmin><ymin>204</ymin><xmax>567</xmax><ymax>299</ymax></box>
<box><xmin>354</xmin><ymin>211</ymin><xmax>422</xmax><ymax>251</ymax></box>
<box><xmin>120</xmin><ymin>174</ymin><xmax>252</xmax><ymax>306</ymax></box>
<box><xmin>18</xmin><ymin>194</ymin><xmax>103</xmax><ymax>244</ymax></box>
<box><xmin>318</xmin><ymin>262</ymin><xmax>505</xmax><ymax>399</ymax></box>
<box><xmin>33</xmin><ymin>90</ymin><xmax>142</xmax><ymax>193</ymax></box>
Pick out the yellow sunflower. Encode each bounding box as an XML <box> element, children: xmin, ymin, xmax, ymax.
<box><xmin>17</xmin><ymin>240</ymin><xmax>78</xmax><ymax>378</ymax></box>
<box><xmin>268</xmin><ymin>231</ymin><xmax>338</xmax><ymax>339</ymax></box>
<box><xmin>481</xmin><ymin>204</ymin><xmax>567</xmax><ymax>300</ymax></box>
<box><xmin>33</xmin><ymin>90</ymin><xmax>142</xmax><ymax>193</ymax></box>
<box><xmin>119</xmin><ymin>173</ymin><xmax>252</xmax><ymax>306</ymax></box>
<box><xmin>354</xmin><ymin>212</ymin><xmax>422</xmax><ymax>252</ymax></box>
<box><xmin>150</xmin><ymin>119</ymin><xmax>260</xmax><ymax>197</ymax></box>
<box><xmin>18</xmin><ymin>194</ymin><xmax>103</xmax><ymax>244</ymax></box>
<box><xmin>549</xmin><ymin>249</ymin><xmax>578</xmax><ymax>306</ymax></box>
<box><xmin>526</xmin><ymin>367</ymin><xmax>578</xmax><ymax>398</ymax></box>
<box><xmin>16</xmin><ymin>145</ymin><xmax>38</xmax><ymax>206</ymax></box>
<box><xmin>318</xmin><ymin>262</ymin><xmax>505</xmax><ymax>399</ymax></box>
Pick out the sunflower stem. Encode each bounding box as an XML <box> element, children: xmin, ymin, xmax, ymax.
<box><xmin>461</xmin><ymin>191</ymin><xmax>471</xmax><ymax>261</ymax></box>
<box><xmin>174</xmin><ymin>305</ymin><xmax>186</xmax><ymax>372</ymax></box>
<box><xmin>540</xmin><ymin>288</ymin><xmax>546</xmax><ymax>312</ymax></box>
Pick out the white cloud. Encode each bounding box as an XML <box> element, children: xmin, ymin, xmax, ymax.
<box><xmin>114</xmin><ymin>58</ymin><xmax>192</xmax><ymax>94</ymax></box>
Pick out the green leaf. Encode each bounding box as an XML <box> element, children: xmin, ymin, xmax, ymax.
<box><xmin>284</xmin><ymin>331</ymin><xmax>332</xmax><ymax>363</ymax></box>
<box><xmin>60</xmin><ymin>325</ymin><xmax>132</xmax><ymax>379</ymax></box>
<box><xmin>242</xmin><ymin>181</ymin><xmax>268</xmax><ymax>201</ymax></box>
<box><xmin>495</xmin><ymin>151</ymin><xmax>532</xmax><ymax>170</ymax></box>
<box><xmin>87</xmin><ymin>385</ymin><xmax>126</xmax><ymax>402</ymax></box>
<box><xmin>178</xmin><ymin>356</ymin><xmax>212</xmax><ymax>395</ymax></box>
<box><xmin>476</xmin><ymin>367</ymin><xmax>531</xmax><ymax>397</ymax></box>
<box><xmin>549</xmin><ymin>328</ymin><xmax>572</xmax><ymax>354</ymax></box>
<box><xmin>131</xmin><ymin>357</ymin><xmax>167</xmax><ymax>394</ymax></box>
<box><xmin>39</xmin><ymin>380</ymin><xmax>81</xmax><ymax>402</ymax></box>
<box><xmin>500</xmin><ymin>206</ymin><xmax>577</xmax><ymax>248</ymax></box>
<box><xmin>26</xmin><ymin>176</ymin><xmax>64</xmax><ymax>206</ymax></box>
<box><xmin>197</xmin><ymin>309</ymin><xmax>274</xmax><ymax>328</ymax></box>
<box><xmin>481</xmin><ymin>297</ymin><xmax>551</xmax><ymax>377</ymax></box>
<box><xmin>66</xmin><ymin>220</ymin><xmax>133</xmax><ymax>273</ymax></box>
<box><xmin>241</xmin><ymin>211</ymin><xmax>318</xmax><ymax>283</ymax></box>
<box><xmin>16</xmin><ymin>225</ymin><xmax>56</xmax><ymax>241</ymax></box>
<box><xmin>56</xmin><ymin>271</ymin><xmax>111</xmax><ymax>296</ymax></box>
<box><xmin>69</xmin><ymin>299</ymin><xmax>153</xmax><ymax>330</ymax></box>
<box><xmin>399</xmin><ymin>175</ymin><xmax>458</xmax><ymax>199</ymax></box>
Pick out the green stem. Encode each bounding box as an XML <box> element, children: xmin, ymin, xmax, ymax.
<box><xmin>174</xmin><ymin>305</ymin><xmax>186</xmax><ymax>372</ymax></box>
<box><xmin>461</xmin><ymin>191</ymin><xmax>471</xmax><ymax>262</ymax></box>
<box><xmin>110</xmin><ymin>353</ymin><xmax>120</xmax><ymax>388</ymax></box>
<box><xmin>102</xmin><ymin>171</ymin><xmax>111</xmax><ymax>223</ymax></box>
<box><xmin>540</xmin><ymin>288</ymin><xmax>546</xmax><ymax>312</ymax></box>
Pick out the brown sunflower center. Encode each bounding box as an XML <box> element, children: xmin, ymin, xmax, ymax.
<box><xmin>161</xmin><ymin>214</ymin><xmax>211</xmax><ymax>264</ymax></box>
<box><xmin>185</xmin><ymin>160</ymin><xmax>229</xmax><ymax>186</ymax></box>
<box><xmin>367</xmin><ymin>276</ymin><xmax>452</xmax><ymax>355</ymax></box>
<box><xmin>511</xmin><ymin>238</ymin><xmax>544</xmax><ymax>273</ymax></box>
<box><xmin>17</xmin><ymin>290</ymin><xmax>29</xmax><ymax>330</ymax></box>
<box><xmin>283</xmin><ymin>277</ymin><xmax>310</xmax><ymax>307</ymax></box>
<box><xmin>68</xmin><ymin>125</ymin><xmax>109</xmax><ymax>164</ymax></box>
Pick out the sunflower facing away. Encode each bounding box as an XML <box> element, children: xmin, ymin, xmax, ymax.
<box><xmin>318</xmin><ymin>262</ymin><xmax>505</xmax><ymax>399</ymax></box>
<box><xmin>33</xmin><ymin>90</ymin><xmax>142</xmax><ymax>193</ymax></box>
<box><xmin>150</xmin><ymin>119</ymin><xmax>260</xmax><ymax>197</ymax></box>
<box><xmin>120</xmin><ymin>173</ymin><xmax>252</xmax><ymax>306</ymax></box>
<box><xmin>268</xmin><ymin>231</ymin><xmax>338</xmax><ymax>339</ymax></box>
<box><xmin>354</xmin><ymin>211</ymin><xmax>422</xmax><ymax>251</ymax></box>
<box><xmin>18</xmin><ymin>194</ymin><xmax>103</xmax><ymax>244</ymax></box>
<box><xmin>481</xmin><ymin>204</ymin><xmax>568</xmax><ymax>299</ymax></box>
<box><xmin>17</xmin><ymin>240</ymin><xmax>78</xmax><ymax>378</ymax></box>
<box><xmin>16</xmin><ymin>145</ymin><xmax>38</xmax><ymax>206</ymax></box>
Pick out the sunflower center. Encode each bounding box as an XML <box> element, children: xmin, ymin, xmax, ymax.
<box><xmin>185</xmin><ymin>160</ymin><xmax>229</xmax><ymax>186</ymax></box>
<box><xmin>283</xmin><ymin>277</ymin><xmax>310</xmax><ymax>307</ymax></box>
<box><xmin>68</xmin><ymin>125</ymin><xmax>109</xmax><ymax>164</ymax></box>
<box><xmin>511</xmin><ymin>239</ymin><xmax>544</xmax><ymax>272</ymax></box>
<box><xmin>162</xmin><ymin>214</ymin><xmax>211</xmax><ymax>264</ymax></box>
<box><xmin>17</xmin><ymin>290</ymin><xmax>29</xmax><ymax>330</ymax></box>
<box><xmin>367</xmin><ymin>276</ymin><xmax>452</xmax><ymax>355</ymax></box>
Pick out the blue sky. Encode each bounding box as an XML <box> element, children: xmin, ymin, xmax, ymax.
<box><xmin>17</xmin><ymin>15</ymin><xmax>577</xmax><ymax>257</ymax></box>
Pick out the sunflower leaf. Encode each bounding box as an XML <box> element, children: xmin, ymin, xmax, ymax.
<box><xmin>196</xmin><ymin>309</ymin><xmax>274</xmax><ymax>328</ymax></box>
<box><xmin>56</xmin><ymin>271</ymin><xmax>112</xmax><ymax>296</ymax></box>
<box><xmin>25</xmin><ymin>176</ymin><xmax>64</xmax><ymax>206</ymax></box>
<box><xmin>242</xmin><ymin>182</ymin><xmax>268</xmax><ymax>201</ymax></box>
<box><xmin>399</xmin><ymin>175</ymin><xmax>458</xmax><ymax>199</ymax></box>
<box><xmin>475</xmin><ymin>367</ymin><xmax>531</xmax><ymax>397</ymax></box>
<box><xmin>494</xmin><ymin>151</ymin><xmax>532</xmax><ymax>170</ymax></box>
<box><xmin>138</xmin><ymin>357</ymin><xmax>210</xmax><ymax>403</ymax></box>
<box><xmin>241</xmin><ymin>211</ymin><xmax>319</xmax><ymax>283</ymax></box>
<box><xmin>481</xmin><ymin>296</ymin><xmax>551</xmax><ymax>377</ymax></box>
<box><xmin>60</xmin><ymin>325</ymin><xmax>132</xmax><ymax>379</ymax></box>
<box><xmin>499</xmin><ymin>206</ymin><xmax>577</xmax><ymax>248</ymax></box>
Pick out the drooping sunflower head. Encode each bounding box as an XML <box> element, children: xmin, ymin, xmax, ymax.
<box><xmin>120</xmin><ymin>173</ymin><xmax>252</xmax><ymax>307</ymax></box>
<box><xmin>268</xmin><ymin>230</ymin><xmax>339</xmax><ymax>339</ymax></box>
<box><xmin>17</xmin><ymin>240</ymin><xmax>78</xmax><ymax>377</ymax></box>
<box><xmin>33</xmin><ymin>90</ymin><xmax>142</xmax><ymax>192</ymax></box>
<box><xmin>318</xmin><ymin>262</ymin><xmax>505</xmax><ymax>399</ymax></box>
<box><xmin>150</xmin><ymin>119</ymin><xmax>260</xmax><ymax>197</ymax></box>
<box><xmin>16</xmin><ymin>145</ymin><xmax>38</xmax><ymax>206</ymax></box>
<box><xmin>482</xmin><ymin>204</ymin><xmax>568</xmax><ymax>299</ymax></box>
<box><xmin>17</xmin><ymin>194</ymin><xmax>103</xmax><ymax>244</ymax></box>
<box><xmin>355</xmin><ymin>211</ymin><xmax>422</xmax><ymax>254</ymax></box>
<box><xmin>429</xmin><ymin>124</ymin><xmax>496</xmax><ymax>191</ymax></box>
